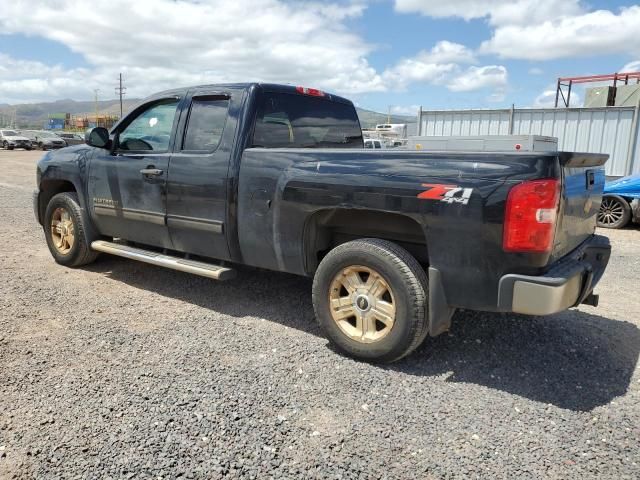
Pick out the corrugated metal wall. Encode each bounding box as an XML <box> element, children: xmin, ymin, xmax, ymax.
<box><xmin>417</xmin><ymin>106</ymin><xmax>640</xmax><ymax>177</ymax></box>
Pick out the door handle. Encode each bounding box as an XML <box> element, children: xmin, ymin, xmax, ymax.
<box><xmin>140</xmin><ymin>168</ymin><xmax>163</xmax><ymax>176</ymax></box>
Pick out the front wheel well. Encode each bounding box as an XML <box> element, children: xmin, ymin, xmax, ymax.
<box><xmin>304</xmin><ymin>208</ymin><xmax>429</xmax><ymax>274</ymax></box>
<box><xmin>38</xmin><ymin>179</ymin><xmax>77</xmax><ymax>225</ymax></box>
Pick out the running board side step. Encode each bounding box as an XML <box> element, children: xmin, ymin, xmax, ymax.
<box><xmin>90</xmin><ymin>240</ymin><xmax>236</xmax><ymax>281</ymax></box>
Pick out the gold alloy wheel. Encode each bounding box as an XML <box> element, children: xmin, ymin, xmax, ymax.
<box><xmin>328</xmin><ymin>265</ymin><xmax>396</xmax><ymax>344</ymax></box>
<box><xmin>50</xmin><ymin>207</ymin><xmax>75</xmax><ymax>255</ymax></box>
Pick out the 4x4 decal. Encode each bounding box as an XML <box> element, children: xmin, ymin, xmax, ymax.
<box><xmin>417</xmin><ymin>184</ymin><xmax>473</xmax><ymax>205</ymax></box>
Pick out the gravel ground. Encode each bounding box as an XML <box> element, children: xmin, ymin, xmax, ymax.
<box><xmin>0</xmin><ymin>150</ymin><xmax>638</xmax><ymax>479</ymax></box>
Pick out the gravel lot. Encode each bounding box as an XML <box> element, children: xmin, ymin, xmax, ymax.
<box><xmin>0</xmin><ymin>149</ymin><xmax>639</xmax><ymax>479</ymax></box>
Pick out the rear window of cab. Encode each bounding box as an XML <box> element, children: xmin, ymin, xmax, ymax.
<box><xmin>252</xmin><ymin>92</ymin><xmax>363</xmax><ymax>149</ymax></box>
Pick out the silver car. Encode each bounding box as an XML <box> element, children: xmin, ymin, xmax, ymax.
<box><xmin>21</xmin><ymin>130</ymin><xmax>67</xmax><ymax>150</ymax></box>
<box><xmin>0</xmin><ymin>129</ymin><xmax>33</xmax><ymax>150</ymax></box>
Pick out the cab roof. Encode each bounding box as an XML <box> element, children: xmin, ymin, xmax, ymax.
<box><xmin>146</xmin><ymin>83</ymin><xmax>354</xmax><ymax>105</ymax></box>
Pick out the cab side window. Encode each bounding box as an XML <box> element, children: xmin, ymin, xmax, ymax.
<box><xmin>182</xmin><ymin>97</ymin><xmax>229</xmax><ymax>151</ymax></box>
<box><xmin>118</xmin><ymin>99</ymin><xmax>179</xmax><ymax>152</ymax></box>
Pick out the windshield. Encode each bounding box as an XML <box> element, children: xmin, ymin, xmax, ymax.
<box><xmin>2</xmin><ymin>130</ymin><xmax>18</xmax><ymax>136</ymax></box>
<box><xmin>252</xmin><ymin>92</ymin><xmax>363</xmax><ymax>149</ymax></box>
<box><xmin>39</xmin><ymin>132</ymin><xmax>59</xmax><ymax>138</ymax></box>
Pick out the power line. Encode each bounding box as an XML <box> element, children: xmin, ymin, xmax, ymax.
<box><xmin>115</xmin><ymin>73</ymin><xmax>126</xmax><ymax>118</ymax></box>
<box><xmin>93</xmin><ymin>89</ymin><xmax>100</xmax><ymax>127</ymax></box>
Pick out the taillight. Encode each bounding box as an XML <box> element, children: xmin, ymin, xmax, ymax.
<box><xmin>296</xmin><ymin>86</ymin><xmax>325</xmax><ymax>97</ymax></box>
<box><xmin>503</xmin><ymin>179</ymin><xmax>560</xmax><ymax>253</ymax></box>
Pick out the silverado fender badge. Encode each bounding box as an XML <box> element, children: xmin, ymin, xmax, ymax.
<box><xmin>417</xmin><ymin>184</ymin><xmax>473</xmax><ymax>205</ymax></box>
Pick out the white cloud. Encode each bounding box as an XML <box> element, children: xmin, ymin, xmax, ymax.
<box><xmin>383</xmin><ymin>59</ymin><xmax>457</xmax><ymax>90</ymax></box>
<box><xmin>480</xmin><ymin>6</ymin><xmax>640</xmax><ymax>60</ymax></box>
<box><xmin>0</xmin><ymin>0</ymin><xmax>385</xmax><ymax>103</ymax></box>
<box><xmin>533</xmin><ymin>87</ymin><xmax>581</xmax><ymax>108</ymax></box>
<box><xmin>529</xmin><ymin>67</ymin><xmax>544</xmax><ymax>75</ymax></box>
<box><xmin>622</xmin><ymin>60</ymin><xmax>640</xmax><ymax>72</ymax></box>
<box><xmin>417</xmin><ymin>41</ymin><xmax>476</xmax><ymax>64</ymax></box>
<box><xmin>448</xmin><ymin>65</ymin><xmax>508</xmax><ymax>92</ymax></box>
<box><xmin>0</xmin><ymin>54</ymin><xmax>96</xmax><ymax>102</ymax></box>
<box><xmin>534</xmin><ymin>89</ymin><xmax>558</xmax><ymax>108</ymax></box>
<box><xmin>486</xmin><ymin>91</ymin><xmax>506</xmax><ymax>103</ymax></box>
<box><xmin>390</xmin><ymin>104</ymin><xmax>421</xmax><ymax>115</ymax></box>
<box><xmin>394</xmin><ymin>0</ymin><xmax>583</xmax><ymax>26</ymax></box>
<box><xmin>395</xmin><ymin>1</ymin><xmax>640</xmax><ymax>62</ymax></box>
<box><xmin>0</xmin><ymin>0</ymin><xmax>524</xmax><ymax>105</ymax></box>
<box><xmin>382</xmin><ymin>44</ymin><xmax>508</xmax><ymax>97</ymax></box>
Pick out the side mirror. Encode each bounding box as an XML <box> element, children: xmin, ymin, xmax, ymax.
<box><xmin>86</xmin><ymin>127</ymin><xmax>110</xmax><ymax>148</ymax></box>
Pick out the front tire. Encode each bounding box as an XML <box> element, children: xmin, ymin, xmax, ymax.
<box><xmin>43</xmin><ymin>192</ymin><xmax>99</xmax><ymax>267</ymax></box>
<box><xmin>597</xmin><ymin>195</ymin><xmax>631</xmax><ymax>229</ymax></box>
<box><xmin>312</xmin><ymin>238</ymin><xmax>429</xmax><ymax>363</ymax></box>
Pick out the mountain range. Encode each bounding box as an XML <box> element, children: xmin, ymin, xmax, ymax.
<box><xmin>0</xmin><ymin>98</ymin><xmax>416</xmax><ymax>133</ymax></box>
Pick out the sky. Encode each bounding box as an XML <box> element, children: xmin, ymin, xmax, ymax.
<box><xmin>1</xmin><ymin>0</ymin><xmax>639</xmax><ymax>114</ymax></box>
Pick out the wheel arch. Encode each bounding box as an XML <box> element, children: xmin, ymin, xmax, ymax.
<box><xmin>37</xmin><ymin>179</ymin><xmax>79</xmax><ymax>225</ymax></box>
<box><xmin>303</xmin><ymin>208</ymin><xmax>429</xmax><ymax>275</ymax></box>
<box><xmin>603</xmin><ymin>192</ymin><xmax>632</xmax><ymax>204</ymax></box>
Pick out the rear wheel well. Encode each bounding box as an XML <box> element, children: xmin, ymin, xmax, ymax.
<box><xmin>38</xmin><ymin>180</ymin><xmax>77</xmax><ymax>225</ymax></box>
<box><xmin>304</xmin><ymin>209</ymin><xmax>428</xmax><ymax>274</ymax></box>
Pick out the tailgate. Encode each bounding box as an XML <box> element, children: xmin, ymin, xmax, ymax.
<box><xmin>552</xmin><ymin>152</ymin><xmax>608</xmax><ymax>260</ymax></box>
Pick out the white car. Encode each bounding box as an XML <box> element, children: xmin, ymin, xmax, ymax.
<box><xmin>0</xmin><ymin>129</ymin><xmax>33</xmax><ymax>150</ymax></box>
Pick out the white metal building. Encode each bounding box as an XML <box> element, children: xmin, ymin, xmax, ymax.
<box><xmin>416</xmin><ymin>105</ymin><xmax>640</xmax><ymax>177</ymax></box>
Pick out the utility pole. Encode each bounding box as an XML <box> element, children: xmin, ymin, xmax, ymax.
<box><xmin>115</xmin><ymin>73</ymin><xmax>126</xmax><ymax>119</ymax></box>
<box><xmin>93</xmin><ymin>89</ymin><xmax>100</xmax><ymax>127</ymax></box>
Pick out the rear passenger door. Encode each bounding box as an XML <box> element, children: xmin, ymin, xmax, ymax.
<box><xmin>165</xmin><ymin>91</ymin><xmax>234</xmax><ymax>261</ymax></box>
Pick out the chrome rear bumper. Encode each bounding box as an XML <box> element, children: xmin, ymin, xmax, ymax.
<box><xmin>497</xmin><ymin>235</ymin><xmax>610</xmax><ymax>315</ymax></box>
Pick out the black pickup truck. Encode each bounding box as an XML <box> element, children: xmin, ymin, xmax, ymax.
<box><xmin>34</xmin><ymin>83</ymin><xmax>611</xmax><ymax>362</ymax></box>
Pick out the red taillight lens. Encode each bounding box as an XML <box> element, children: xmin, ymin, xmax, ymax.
<box><xmin>503</xmin><ymin>179</ymin><xmax>560</xmax><ymax>253</ymax></box>
<box><xmin>296</xmin><ymin>86</ymin><xmax>325</xmax><ymax>97</ymax></box>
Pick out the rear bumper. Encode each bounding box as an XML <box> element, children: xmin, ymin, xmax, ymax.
<box><xmin>497</xmin><ymin>234</ymin><xmax>611</xmax><ymax>315</ymax></box>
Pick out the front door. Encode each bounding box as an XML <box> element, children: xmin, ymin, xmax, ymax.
<box><xmin>88</xmin><ymin>98</ymin><xmax>182</xmax><ymax>248</ymax></box>
<box><xmin>166</xmin><ymin>92</ymin><xmax>235</xmax><ymax>260</ymax></box>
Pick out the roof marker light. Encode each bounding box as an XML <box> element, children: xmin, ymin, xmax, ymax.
<box><xmin>296</xmin><ymin>86</ymin><xmax>325</xmax><ymax>97</ymax></box>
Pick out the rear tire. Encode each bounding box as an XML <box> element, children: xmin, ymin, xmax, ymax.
<box><xmin>44</xmin><ymin>192</ymin><xmax>99</xmax><ymax>267</ymax></box>
<box><xmin>312</xmin><ymin>238</ymin><xmax>429</xmax><ymax>363</ymax></box>
<box><xmin>597</xmin><ymin>195</ymin><xmax>631</xmax><ymax>229</ymax></box>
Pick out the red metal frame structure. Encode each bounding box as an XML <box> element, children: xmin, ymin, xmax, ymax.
<box><xmin>555</xmin><ymin>72</ymin><xmax>640</xmax><ymax>107</ymax></box>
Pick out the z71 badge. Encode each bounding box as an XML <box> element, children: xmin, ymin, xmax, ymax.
<box><xmin>417</xmin><ymin>184</ymin><xmax>473</xmax><ymax>205</ymax></box>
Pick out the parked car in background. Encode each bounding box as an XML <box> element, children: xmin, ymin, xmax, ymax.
<box><xmin>364</xmin><ymin>138</ymin><xmax>383</xmax><ymax>149</ymax></box>
<box><xmin>597</xmin><ymin>174</ymin><xmax>640</xmax><ymax>228</ymax></box>
<box><xmin>55</xmin><ymin>132</ymin><xmax>84</xmax><ymax>146</ymax></box>
<box><xmin>0</xmin><ymin>129</ymin><xmax>33</xmax><ymax>150</ymax></box>
<box><xmin>20</xmin><ymin>130</ymin><xmax>67</xmax><ymax>150</ymax></box>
